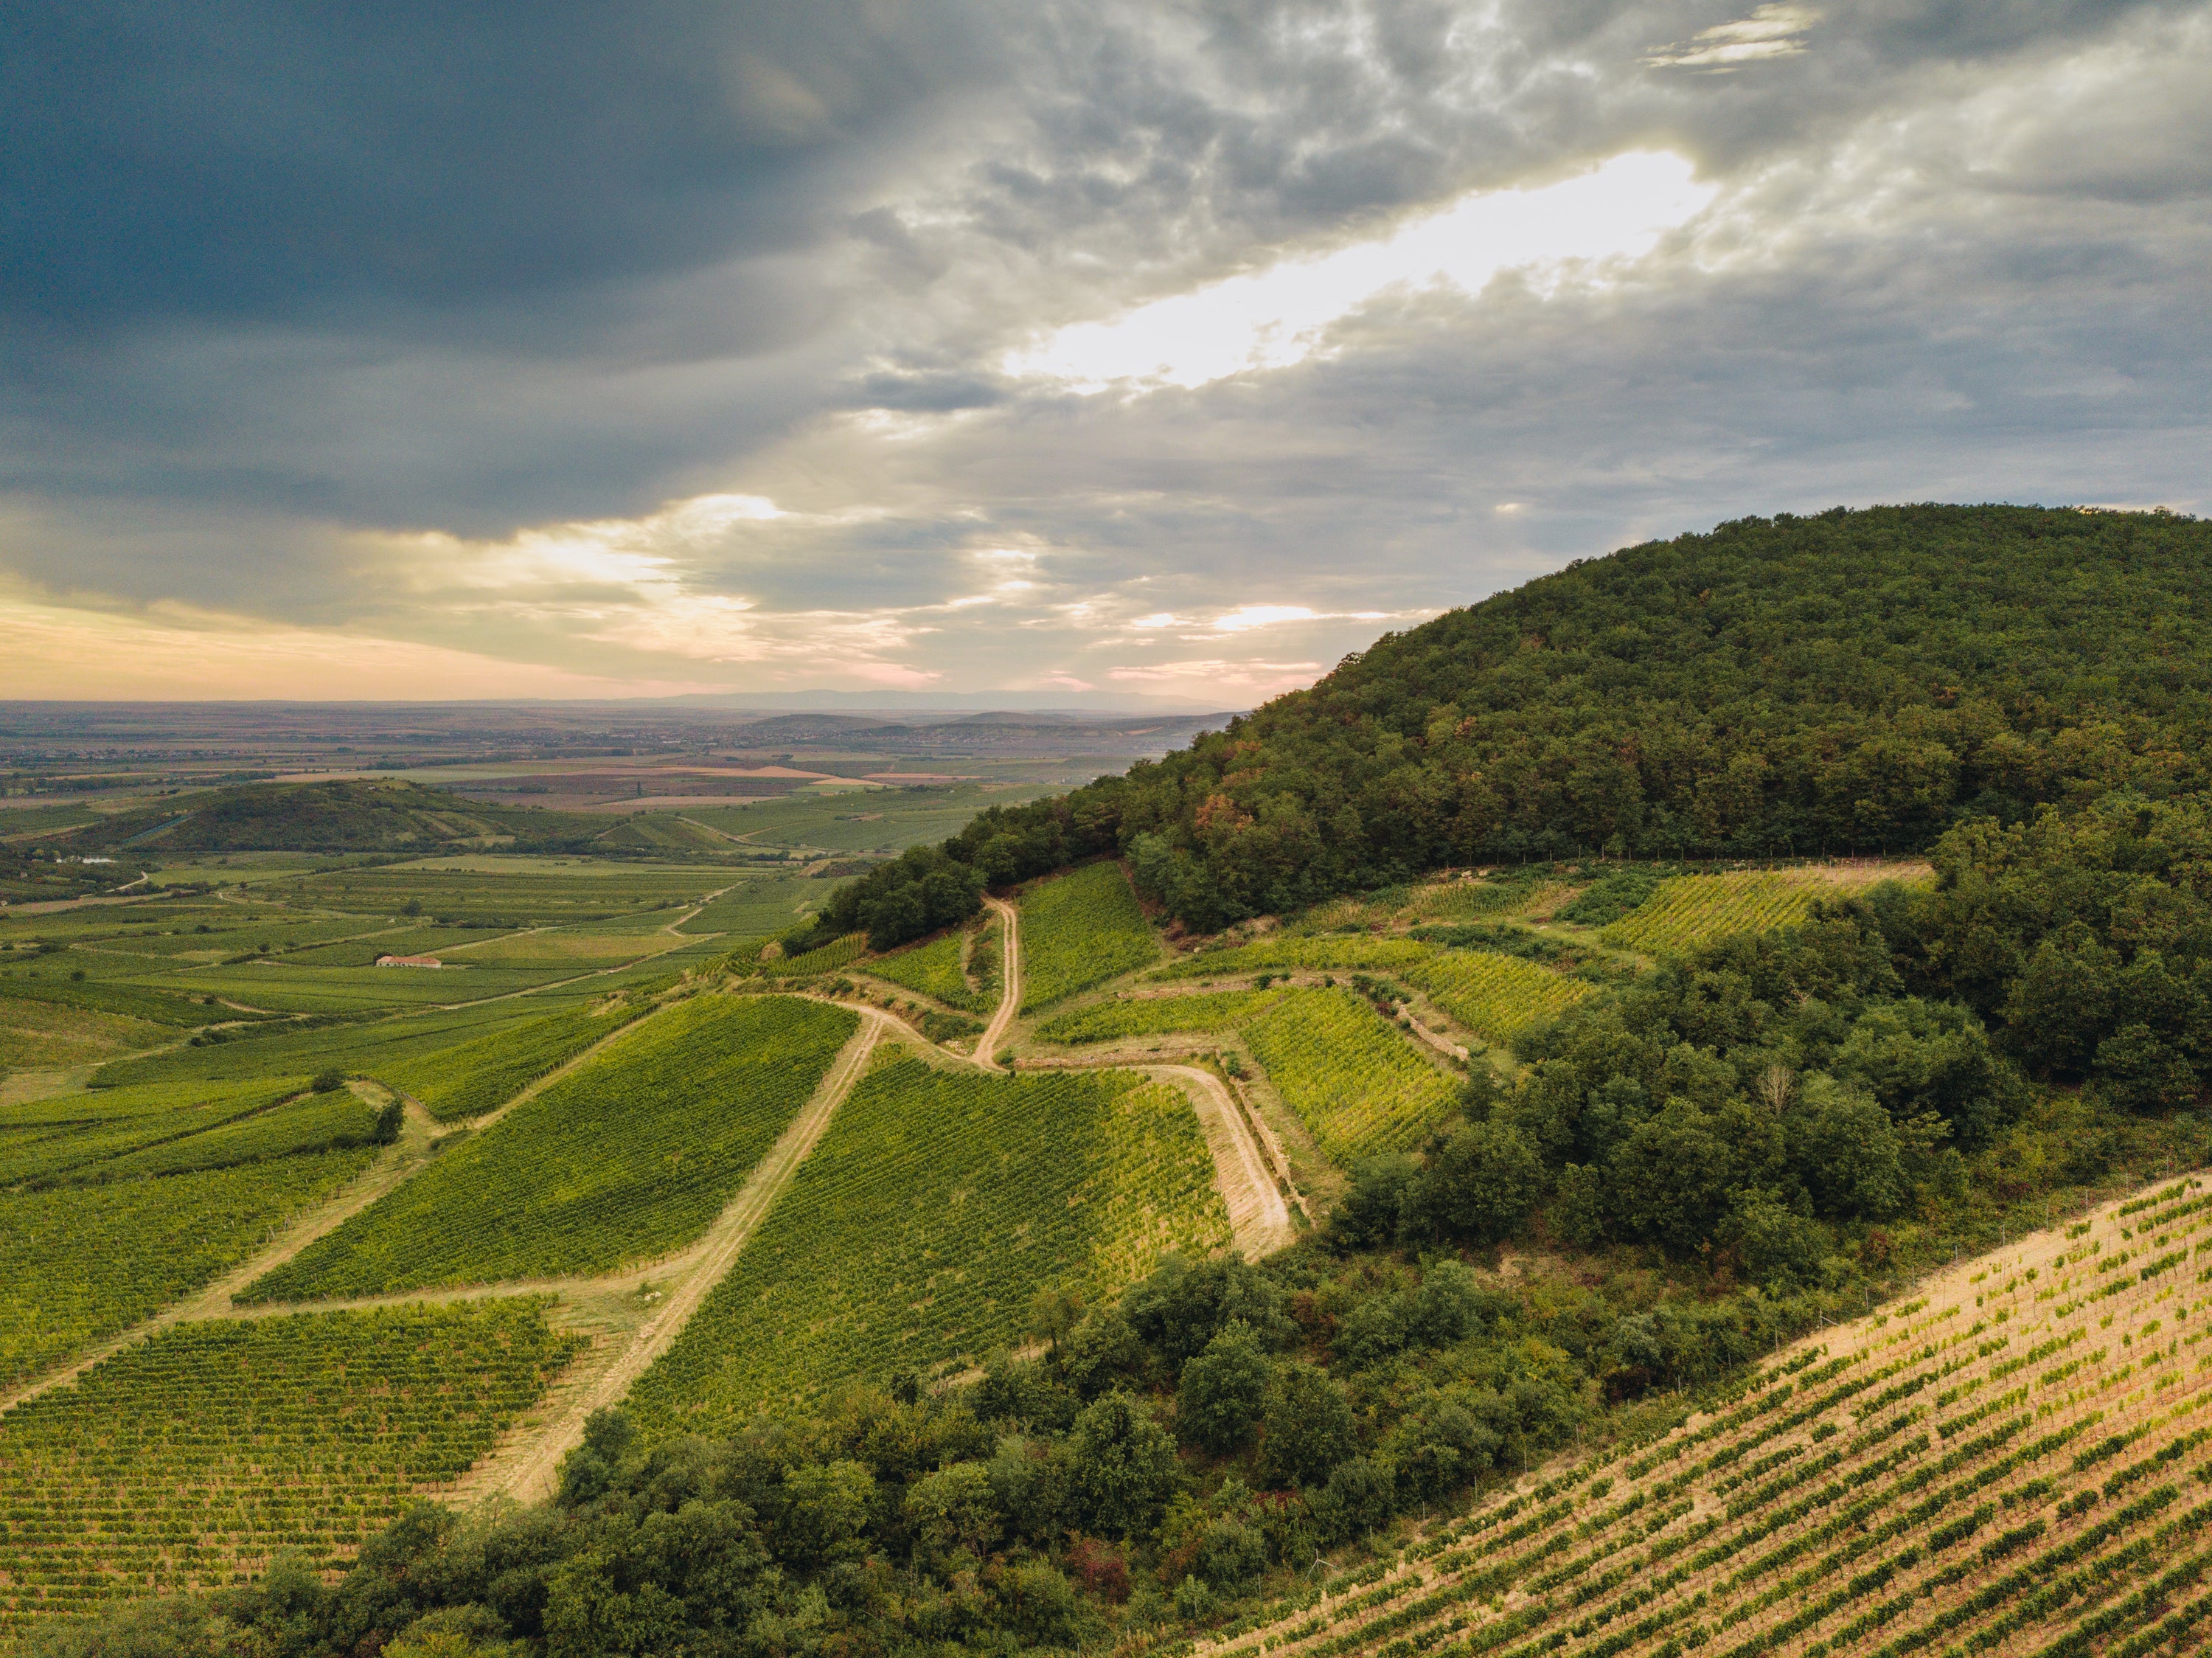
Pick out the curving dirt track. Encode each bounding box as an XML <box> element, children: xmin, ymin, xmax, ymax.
<box><xmin>976</xmin><ymin>895</ymin><xmax>1020</xmax><ymax>1066</ymax></box>
<box><xmin>1144</xmin><ymin>1064</ymin><xmax>1297</xmax><ymax>1258</ymax></box>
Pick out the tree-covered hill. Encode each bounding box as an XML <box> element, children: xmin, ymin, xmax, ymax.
<box><xmin>74</xmin><ymin>779</ymin><xmax>607</xmax><ymax>854</ymax></box>
<box><xmin>922</xmin><ymin>504</ymin><xmax>2212</xmax><ymax>929</ymax></box>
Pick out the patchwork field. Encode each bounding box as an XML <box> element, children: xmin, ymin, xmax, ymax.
<box><xmin>0</xmin><ymin>1300</ymin><xmax>583</xmax><ymax>1636</ymax></box>
<box><xmin>1019</xmin><ymin>861</ymin><xmax>1160</xmax><ymax>1010</ymax></box>
<box><xmin>243</xmin><ymin>995</ymin><xmax>858</xmax><ymax>1297</ymax></box>
<box><xmin>0</xmin><ymin>998</ymin><xmax>171</xmax><ymax>1074</ymax></box>
<box><xmin>625</xmin><ymin>1056</ymin><xmax>1231</xmax><ymax>1433</ymax></box>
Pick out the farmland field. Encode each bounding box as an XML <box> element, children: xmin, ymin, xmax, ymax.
<box><xmin>244</xmin><ymin>995</ymin><xmax>858</xmax><ymax>1298</ymax></box>
<box><xmin>1034</xmin><ymin>988</ymin><xmax>1287</xmax><ymax>1044</ymax></box>
<box><xmin>1219</xmin><ymin>1171</ymin><xmax>2212</xmax><ymax>1658</ymax></box>
<box><xmin>1599</xmin><ymin>864</ymin><xmax>1927</xmax><ymax>955</ymax></box>
<box><xmin>0</xmin><ymin>997</ymin><xmax>171</xmax><ymax>1074</ymax></box>
<box><xmin>0</xmin><ymin>1149</ymin><xmax>378</xmax><ymax>1391</ymax></box>
<box><xmin>1401</xmin><ymin>950</ymin><xmax>1597</xmax><ymax>1044</ymax></box>
<box><xmin>1242</xmin><ymin>988</ymin><xmax>1459</xmax><ymax>1162</ymax></box>
<box><xmin>680</xmin><ymin>780</ymin><xmax>1065</xmax><ymax>854</ymax></box>
<box><xmin>4</xmin><ymin>1078</ymin><xmax>385</xmax><ymax>1188</ymax></box>
<box><xmin>377</xmin><ymin>1002</ymin><xmax>643</xmax><ymax>1122</ymax></box>
<box><xmin>0</xmin><ymin>1300</ymin><xmax>583</xmax><ymax>1636</ymax></box>
<box><xmin>1151</xmin><ymin>934</ymin><xmax>1438</xmax><ymax>981</ymax></box>
<box><xmin>438</xmin><ymin>929</ymin><xmax>675</xmax><ymax>966</ymax></box>
<box><xmin>626</xmin><ymin>1056</ymin><xmax>1230</xmax><ymax>1434</ymax></box>
<box><xmin>675</xmin><ymin>872</ymin><xmax>824</xmax><ymax>937</ymax></box>
<box><xmin>89</xmin><ymin>1002</ymin><xmax>539</xmax><ymax>1092</ymax></box>
<box><xmin>1019</xmin><ymin>861</ymin><xmax>1159</xmax><ymax>1010</ymax></box>
<box><xmin>866</xmin><ymin>927</ymin><xmax>990</xmax><ymax>1011</ymax></box>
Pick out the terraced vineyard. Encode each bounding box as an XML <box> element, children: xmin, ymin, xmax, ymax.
<box><xmin>0</xmin><ymin>1150</ymin><xmax>378</xmax><ymax>1392</ymax></box>
<box><xmin>1401</xmin><ymin>951</ymin><xmax>1597</xmax><ymax>1044</ymax></box>
<box><xmin>1035</xmin><ymin>988</ymin><xmax>1288</xmax><ymax>1044</ymax></box>
<box><xmin>1242</xmin><ymin>988</ymin><xmax>1459</xmax><ymax>1162</ymax></box>
<box><xmin>245</xmin><ymin>995</ymin><xmax>857</xmax><ymax>1299</ymax></box>
<box><xmin>764</xmin><ymin>933</ymin><xmax>866</xmax><ymax>978</ymax></box>
<box><xmin>1020</xmin><ymin>861</ymin><xmax>1161</xmax><ymax>1010</ymax></box>
<box><xmin>0</xmin><ymin>1300</ymin><xmax>583</xmax><ymax>1636</ymax></box>
<box><xmin>377</xmin><ymin>1002</ymin><xmax>642</xmax><ymax>1123</ymax></box>
<box><xmin>626</xmin><ymin>1056</ymin><xmax>1230</xmax><ymax>1434</ymax></box>
<box><xmin>1197</xmin><ymin>1173</ymin><xmax>2212</xmax><ymax>1658</ymax></box>
<box><xmin>867</xmin><ymin>927</ymin><xmax>992</xmax><ymax>1012</ymax></box>
<box><xmin>1599</xmin><ymin>865</ymin><xmax>1923</xmax><ymax>956</ymax></box>
<box><xmin>1153</xmin><ymin>934</ymin><xmax>1438</xmax><ymax>982</ymax></box>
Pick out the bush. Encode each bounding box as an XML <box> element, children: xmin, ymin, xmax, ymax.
<box><xmin>1176</xmin><ymin>1323</ymin><xmax>1270</xmax><ymax>1454</ymax></box>
<box><xmin>311</xmin><ymin>1067</ymin><xmax>347</xmax><ymax>1094</ymax></box>
<box><xmin>1399</xmin><ymin>1119</ymin><xmax>1543</xmax><ymax>1244</ymax></box>
<box><xmin>1257</xmin><ymin>1362</ymin><xmax>1357</xmax><ymax>1490</ymax></box>
<box><xmin>1065</xmin><ymin>1392</ymin><xmax>1182</xmax><ymax>1539</ymax></box>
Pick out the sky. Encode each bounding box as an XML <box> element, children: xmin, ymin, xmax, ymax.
<box><xmin>3</xmin><ymin>1</ymin><xmax>2208</xmax><ymax>706</ymax></box>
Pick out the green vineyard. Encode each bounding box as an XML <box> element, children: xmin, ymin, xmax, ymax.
<box><xmin>866</xmin><ymin>926</ymin><xmax>991</xmax><ymax>1012</ymax></box>
<box><xmin>243</xmin><ymin>996</ymin><xmax>857</xmax><ymax>1300</ymax></box>
<box><xmin>1020</xmin><ymin>862</ymin><xmax>1161</xmax><ymax>1010</ymax></box>
<box><xmin>0</xmin><ymin>1300</ymin><xmax>583</xmax><ymax>1637</ymax></box>
<box><xmin>1243</xmin><ymin>988</ymin><xmax>1460</xmax><ymax>1162</ymax></box>
<box><xmin>625</xmin><ymin>1056</ymin><xmax>1230</xmax><ymax>1435</ymax></box>
<box><xmin>764</xmin><ymin>933</ymin><xmax>867</xmax><ymax>978</ymax></box>
<box><xmin>0</xmin><ymin>1150</ymin><xmax>378</xmax><ymax>1392</ymax></box>
<box><xmin>378</xmin><ymin>1002</ymin><xmax>642</xmax><ymax>1123</ymax></box>
<box><xmin>1401</xmin><ymin>951</ymin><xmax>1596</xmax><ymax>1045</ymax></box>
<box><xmin>1152</xmin><ymin>934</ymin><xmax>1437</xmax><ymax>982</ymax></box>
<box><xmin>1599</xmin><ymin>866</ymin><xmax>1917</xmax><ymax>956</ymax></box>
<box><xmin>1034</xmin><ymin>988</ymin><xmax>1288</xmax><ymax>1044</ymax></box>
<box><xmin>1</xmin><ymin>1078</ymin><xmax>306</xmax><ymax>1186</ymax></box>
<box><xmin>1198</xmin><ymin>1173</ymin><xmax>2212</xmax><ymax>1658</ymax></box>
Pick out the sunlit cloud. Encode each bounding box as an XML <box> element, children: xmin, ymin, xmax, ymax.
<box><xmin>1645</xmin><ymin>5</ymin><xmax>1821</xmax><ymax>71</ymax></box>
<box><xmin>1004</xmin><ymin>152</ymin><xmax>1717</xmax><ymax>392</ymax></box>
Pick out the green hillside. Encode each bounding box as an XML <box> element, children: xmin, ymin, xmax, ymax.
<box><xmin>922</xmin><ymin>505</ymin><xmax>2212</xmax><ymax>927</ymax></box>
<box><xmin>73</xmin><ymin>779</ymin><xmax>606</xmax><ymax>854</ymax></box>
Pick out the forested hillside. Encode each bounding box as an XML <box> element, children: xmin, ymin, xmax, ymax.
<box><xmin>881</xmin><ymin>506</ymin><xmax>2212</xmax><ymax>930</ymax></box>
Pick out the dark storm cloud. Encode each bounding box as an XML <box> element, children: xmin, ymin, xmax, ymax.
<box><xmin>1</xmin><ymin>0</ymin><xmax>992</xmax><ymax>334</ymax></box>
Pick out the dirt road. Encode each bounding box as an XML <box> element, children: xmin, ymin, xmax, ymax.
<box><xmin>978</xmin><ymin>895</ymin><xmax>1020</xmax><ymax>1066</ymax></box>
<box><xmin>1145</xmin><ymin>1064</ymin><xmax>1298</xmax><ymax>1258</ymax></box>
<box><xmin>462</xmin><ymin>1010</ymin><xmax>891</xmax><ymax>1502</ymax></box>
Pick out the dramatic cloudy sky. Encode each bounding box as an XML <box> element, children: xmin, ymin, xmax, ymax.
<box><xmin>4</xmin><ymin>1</ymin><xmax>2207</xmax><ymax>704</ymax></box>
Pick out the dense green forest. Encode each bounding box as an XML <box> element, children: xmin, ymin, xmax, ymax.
<box><xmin>824</xmin><ymin>505</ymin><xmax>2212</xmax><ymax>934</ymax></box>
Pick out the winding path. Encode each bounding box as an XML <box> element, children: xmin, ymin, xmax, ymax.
<box><xmin>1145</xmin><ymin>1064</ymin><xmax>1296</xmax><ymax>1258</ymax></box>
<box><xmin>977</xmin><ymin>895</ymin><xmax>1020</xmax><ymax>1066</ymax></box>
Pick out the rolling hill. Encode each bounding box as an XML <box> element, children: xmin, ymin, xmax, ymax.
<box><xmin>71</xmin><ymin>778</ymin><xmax>608</xmax><ymax>854</ymax></box>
